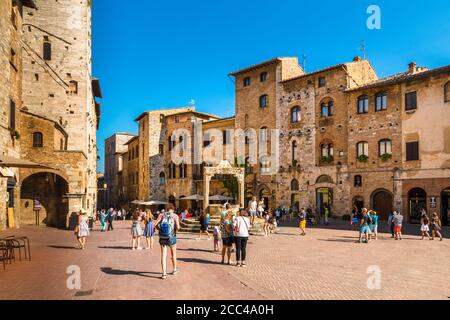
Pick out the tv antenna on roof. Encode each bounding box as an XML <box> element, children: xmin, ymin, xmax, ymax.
<box><xmin>188</xmin><ymin>99</ymin><xmax>196</xmax><ymax>107</ymax></box>
<box><xmin>302</xmin><ymin>54</ymin><xmax>307</xmax><ymax>72</ymax></box>
<box><xmin>360</xmin><ymin>40</ymin><xmax>367</xmax><ymax>59</ymax></box>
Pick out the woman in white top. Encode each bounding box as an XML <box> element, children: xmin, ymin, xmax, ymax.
<box><xmin>234</xmin><ymin>209</ymin><xmax>251</xmax><ymax>268</ymax></box>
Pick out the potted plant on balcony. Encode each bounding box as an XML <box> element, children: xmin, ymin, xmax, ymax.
<box><xmin>320</xmin><ymin>155</ymin><xmax>334</xmax><ymax>165</ymax></box>
<box><xmin>358</xmin><ymin>155</ymin><xmax>369</xmax><ymax>163</ymax></box>
<box><xmin>380</xmin><ymin>153</ymin><xmax>392</xmax><ymax>162</ymax></box>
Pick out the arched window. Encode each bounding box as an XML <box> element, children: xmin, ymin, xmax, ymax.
<box><xmin>445</xmin><ymin>81</ymin><xmax>450</xmax><ymax>102</ymax></box>
<box><xmin>320</xmin><ymin>99</ymin><xmax>334</xmax><ymax>117</ymax></box>
<box><xmin>168</xmin><ymin>163</ymin><xmax>176</xmax><ymax>179</ymax></box>
<box><xmin>260</xmin><ymin>127</ymin><xmax>268</xmax><ymax>143</ymax></box>
<box><xmin>179</xmin><ymin>163</ymin><xmax>186</xmax><ymax>179</ymax></box>
<box><xmin>259</xmin><ymin>95</ymin><xmax>269</xmax><ymax>108</ymax></box>
<box><xmin>291</xmin><ymin>179</ymin><xmax>299</xmax><ymax>191</ymax></box>
<box><xmin>316</xmin><ymin>175</ymin><xmax>333</xmax><ymax>184</ymax></box>
<box><xmin>291</xmin><ymin>106</ymin><xmax>301</xmax><ymax>123</ymax></box>
<box><xmin>379</xmin><ymin>139</ymin><xmax>392</xmax><ymax>156</ymax></box>
<box><xmin>292</xmin><ymin>141</ymin><xmax>298</xmax><ymax>164</ymax></box>
<box><xmin>159</xmin><ymin>172</ymin><xmax>166</xmax><ymax>185</ymax></box>
<box><xmin>32</xmin><ymin>132</ymin><xmax>43</xmax><ymax>148</ymax></box>
<box><xmin>354</xmin><ymin>175</ymin><xmax>362</xmax><ymax>187</ymax></box>
<box><xmin>375</xmin><ymin>92</ymin><xmax>387</xmax><ymax>111</ymax></box>
<box><xmin>358</xmin><ymin>95</ymin><xmax>369</xmax><ymax>114</ymax></box>
<box><xmin>357</xmin><ymin>141</ymin><xmax>369</xmax><ymax>158</ymax></box>
<box><xmin>260</xmin><ymin>72</ymin><xmax>268</xmax><ymax>82</ymax></box>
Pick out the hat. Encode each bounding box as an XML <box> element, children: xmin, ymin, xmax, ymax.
<box><xmin>80</xmin><ymin>209</ymin><xmax>88</xmax><ymax>215</ymax></box>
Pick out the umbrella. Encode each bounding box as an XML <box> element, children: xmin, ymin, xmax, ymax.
<box><xmin>131</xmin><ymin>200</ymin><xmax>143</xmax><ymax>205</ymax></box>
<box><xmin>141</xmin><ymin>200</ymin><xmax>170</xmax><ymax>206</ymax></box>
<box><xmin>209</xmin><ymin>195</ymin><xmax>234</xmax><ymax>201</ymax></box>
<box><xmin>180</xmin><ymin>195</ymin><xmax>204</xmax><ymax>201</ymax></box>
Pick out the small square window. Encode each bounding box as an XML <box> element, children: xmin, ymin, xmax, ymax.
<box><xmin>318</xmin><ymin>77</ymin><xmax>326</xmax><ymax>88</ymax></box>
<box><xmin>243</xmin><ymin>77</ymin><xmax>251</xmax><ymax>87</ymax></box>
<box><xmin>260</xmin><ymin>72</ymin><xmax>268</xmax><ymax>82</ymax></box>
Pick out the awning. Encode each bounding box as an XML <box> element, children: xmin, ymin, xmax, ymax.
<box><xmin>209</xmin><ymin>195</ymin><xmax>234</xmax><ymax>201</ymax></box>
<box><xmin>0</xmin><ymin>155</ymin><xmax>52</xmax><ymax>169</ymax></box>
<box><xmin>0</xmin><ymin>166</ymin><xmax>15</xmax><ymax>178</ymax></box>
<box><xmin>180</xmin><ymin>195</ymin><xmax>204</xmax><ymax>201</ymax></box>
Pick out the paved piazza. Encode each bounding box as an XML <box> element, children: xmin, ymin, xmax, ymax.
<box><xmin>1</xmin><ymin>220</ymin><xmax>449</xmax><ymax>300</ymax></box>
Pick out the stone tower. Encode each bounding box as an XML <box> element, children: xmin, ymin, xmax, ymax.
<box><xmin>20</xmin><ymin>0</ymin><xmax>100</xmax><ymax>216</ymax></box>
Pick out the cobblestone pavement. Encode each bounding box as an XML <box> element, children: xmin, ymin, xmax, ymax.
<box><xmin>0</xmin><ymin>220</ymin><xmax>449</xmax><ymax>300</ymax></box>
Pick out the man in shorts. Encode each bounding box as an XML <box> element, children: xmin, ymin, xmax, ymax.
<box><xmin>155</xmin><ymin>205</ymin><xmax>180</xmax><ymax>279</ymax></box>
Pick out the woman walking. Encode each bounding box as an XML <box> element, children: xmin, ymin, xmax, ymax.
<box><xmin>234</xmin><ymin>209</ymin><xmax>250</xmax><ymax>268</ymax></box>
<box><xmin>198</xmin><ymin>210</ymin><xmax>211</xmax><ymax>240</ymax></box>
<box><xmin>420</xmin><ymin>215</ymin><xmax>432</xmax><ymax>240</ymax></box>
<box><xmin>430</xmin><ymin>213</ymin><xmax>443</xmax><ymax>241</ymax></box>
<box><xmin>263</xmin><ymin>211</ymin><xmax>270</xmax><ymax>237</ymax></box>
<box><xmin>75</xmin><ymin>209</ymin><xmax>90</xmax><ymax>250</ymax></box>
<box><xmin>131</xmin><ymin>211</ymin><xmax>143</xmax><ymax>250</ymax></box>
<box><xmin>220</xmin><ymin>206</ymin><xmax>234</xmax><ymax>265</ymax></box>
<box><xmin>143</xmin><ymin>210</ymin><xmax>155</xmax><ymax>250</ymax></box>
<box><xmin>100</xmin><ymin>209</ymin><xmax>107</xmax><ymax>232</ymax></box>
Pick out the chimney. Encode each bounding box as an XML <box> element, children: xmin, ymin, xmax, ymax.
<box><xmin>353</xmin><ymin>56</ymin><xmax>363</xmax><ymax>62</ymax></box>
<box><xmin>408</xmin><ymin>62</ymin><xmax>417</xmax><ymax>74</ymax></box>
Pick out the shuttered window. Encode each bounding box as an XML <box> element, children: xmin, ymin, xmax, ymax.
<box><xmin>406</xmin><ymin>142</ymin><xmax>419</xmax><ymax>161</ymax></box>
<box><xmin>405</xmin><ymin>92</ymin><xmax>417</xmax><ymax>111</ymax></box>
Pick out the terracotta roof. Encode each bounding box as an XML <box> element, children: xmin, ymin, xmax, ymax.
<box><xmin>124</xmin><ymin>136</ymin><xmax>139</xmax><ymax>145</ymax></box>
<box><xmin>229</xmin><ymin>57</ymin><xmax>293</xmax><ymax>76</ymax></box>
<box><xmin>281</xmin><ymin>63</ymin><xmax>347</xmax><ymax>84</ymax></box>
<box><xmin>346</xmin><ymin>64</ymin><xmax>450</xmax><ymax>92</ymax></box>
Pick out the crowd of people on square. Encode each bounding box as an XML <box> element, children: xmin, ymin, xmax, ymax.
<box><xmin>72</xmin><ymin>197</ymin><xmax>446</xmax><ymax>279</ymax></box>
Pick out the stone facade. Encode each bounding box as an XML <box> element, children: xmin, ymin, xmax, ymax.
<box><xmin>0</xmin><ymin>0</ymin><xmax>36</xmax><ymax>230</ymax></box>
<box><xmin>104</xmin><ymin>133</ymin><xmax>136</xmax><ymax>207</ymax></box>
<box><xmin>110</xmin><ymin>56</ymin><xmax>449</xmax><ymax>225</ymax></box>
<box><xmin>1</xmin><ymin>0</ymin><xmax>101</xmax><ymax>229</ymax></box>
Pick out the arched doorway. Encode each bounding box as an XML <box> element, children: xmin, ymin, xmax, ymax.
<box><xmin>371</xmin><ymin>189</ymin><xmax>393</xmax><ymax>220</ymax></box>
<box><xmin>259</xmin><ymin>188</ymin><xmax>270</xmax><ymax>210</ymax></box>
<box><xmin>316</xmin><ymin>188</ymin><xmax>333</xmax><ymax>216</ymax></box>
<box><xmin>408</xmin><ymin>188</ymin><xmax>426</xmax><ymax>224</ymax></box>
<box><xmin>441</xmin><ymin>187</ymin><xmax>450</xmax><ymax>226</ymax></box>
<box><xmin>20</xmin><ymin>172</ymin><xmax>69</xmax><ymax>228</ymax></box>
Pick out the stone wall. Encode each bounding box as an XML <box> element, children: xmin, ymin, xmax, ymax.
<box><xmin>21</xmin><ymin>0</ymin><xmax>97</xmax><ymax>214</ymax></box>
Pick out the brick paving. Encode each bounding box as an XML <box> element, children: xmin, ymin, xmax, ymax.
<box><xmin>0</xmin><ymin>220</ymin><xmax>449</xmax><ymax>300</ymax></box>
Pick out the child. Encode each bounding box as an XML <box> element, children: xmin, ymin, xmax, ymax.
<box><xmin>372</xmin><ymin>211</ymin><xmax>379</xmax><ymax>240</ymax></box>
<box><xmin>213</xmin><ymin>225</ymin><xmax>221</xmax><ymax>252</ymax></box>
<box><xmin>393</xmin><ymin>211</ymin><xmax>403</xmax><ymax>241</ymax></box>
<box><xmin>420</xmin><ymin>215</ymin><xmax>431</xmax><ymax>240</ymax></box>
<box><xmin>263</xmin><ymin>212</ymin><xmax>270</xmax><ymax>237</ymax></box>
<box><xmin>367</xmin><ymin>211</ymin><xmax>374</xmax><ymax>241</ymax></box>
<box><xmin>131</xmin><ymin>211</ymin><xmax>143</xmax><ymax>250</ymax></box>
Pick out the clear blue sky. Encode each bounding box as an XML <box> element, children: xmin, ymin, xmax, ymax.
<box><xmin>92</xmin><ymin>0</ymin><xmax>450</xmax><ymax>172</ymax></box>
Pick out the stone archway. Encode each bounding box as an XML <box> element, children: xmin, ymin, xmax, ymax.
<box><xmin>203</xmin><ymin>161</ymin><xmax>245</xmax><ymax>211</ymax></box>
<box><xmin>20</xmin><ymin>172</ymin><xmax>69</xmax><ymax>228</ymax></box>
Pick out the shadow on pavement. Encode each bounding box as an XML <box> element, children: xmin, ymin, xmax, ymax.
<box><xmin>100</xmin><ymin>267</ymin><xmax>161</xmax><ymax>278</ymax></box>
<box><xmin>48</xmin><ymin>245</ymin><xmax>79</xmax><ymax>250</ymax></box>
<box><xmin>98</xmin><ymin>246</ymin><xmax>131</xmax><ymax>250</ymax></box>
<box><xmin>178</xmin><ymin>257</ymin><xmax>221</xmax><ymax>265</ymax></box>
<box><xmin>178</xmin><ymin>248</ymin><xmax>214</xmax><ymax>254</ymax></box>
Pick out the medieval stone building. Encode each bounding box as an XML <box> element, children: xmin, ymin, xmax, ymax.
<box><xmin>1</xmin><ymin>0</ymin><xmax>101</xmax><ymax>230</ymax></box>
<box><xmin>108</xmin><ymin>56</ymin><xmax>449</xmax><ymax>225</ymax></box>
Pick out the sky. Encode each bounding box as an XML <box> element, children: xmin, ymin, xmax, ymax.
<box><xmin>92</xmin><ymin>0</ymin><xmax>450</xmax><ymax>172</ymax></box>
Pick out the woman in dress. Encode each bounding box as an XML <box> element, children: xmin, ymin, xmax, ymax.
<box><xmin>131</xmin><ymin>211</ymin><xmax>143</xmax><ymax>250</ymax></box>
<box><xmin>100</xmin><ymin>209</ymin><xmax>107</xmax><ymax>232</ymax></box>
<box><xmin>143</xmin><ymin>210</ymin><xmax>155</xmax><ymax>250</ymax></box>
<box><xmin>430</xmin><ymin>212</ymin><xmax>443</xmax><ymax>241</ymax></box>
<box><xmin>76</xmin><ymin>209</ymin><xmax>90</xmax><ymax>250</ymax></box>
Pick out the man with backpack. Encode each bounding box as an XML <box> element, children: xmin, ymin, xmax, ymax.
<box><xmin>155</xmin><ymin>205</ymin><xmax>180</xmax><ymax>279</ymax></box>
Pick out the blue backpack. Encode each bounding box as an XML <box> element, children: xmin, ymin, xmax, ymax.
<box><xmin>159</xmin><ymin>213</ymin><xmax>175</xmax><ymax>239</ymax></box>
